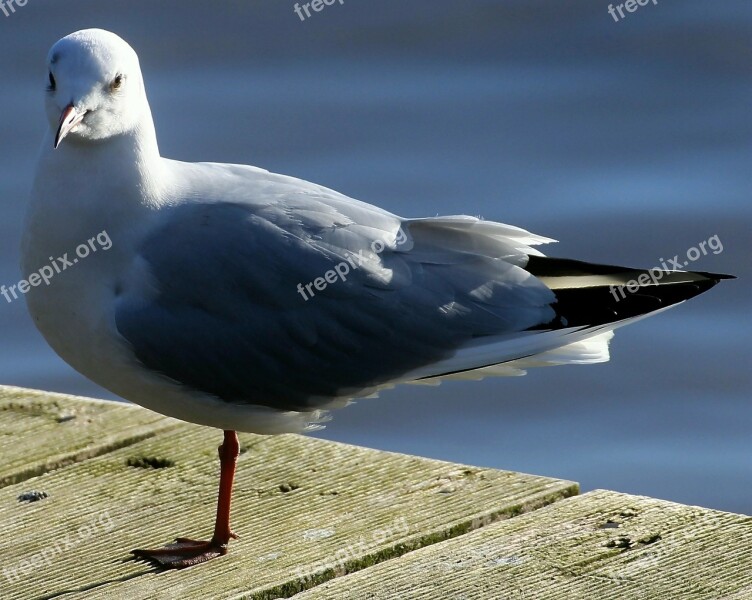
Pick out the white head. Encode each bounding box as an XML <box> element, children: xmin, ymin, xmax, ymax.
<box><xmin>45</xmin><ymin>29</ymin><xmax>149</xmax><ymax>149</ymax></box>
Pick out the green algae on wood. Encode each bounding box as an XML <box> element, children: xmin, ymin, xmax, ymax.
<box><xmin>0</xmin><ymin>385</ymin><xmax>177</xmax><ymax>488</ymax></box>
<box><xmin>293</xmin><ymin>489</ymin><xmax>752</xmax><ymax>600</ymax></box>
<box><xmin>0</xmin><ymin>388</ymin><xmax>576</xmax><ymax>599</ymax></box>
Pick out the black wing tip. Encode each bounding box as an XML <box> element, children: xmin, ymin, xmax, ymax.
<box><xmin>525</xmin><ymin>257</ymin><xmax>733</xmax><ymax>331</ymax></box>
<box><xmin>526</xmin><ymin>256</ymin><xmax>735</xmax><ymax>282</ymax></box>
<box><xmin>694</xmin><ymin>271</ymin><xmax>736</xmax><ymax>281</ymax></box>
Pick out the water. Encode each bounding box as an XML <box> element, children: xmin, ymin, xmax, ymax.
<box><xmin>1</xmin><ymin>0</ymin><xmax>750</xmax><ymax>514</ymax></box>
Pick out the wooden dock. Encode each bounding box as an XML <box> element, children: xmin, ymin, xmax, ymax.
<box><xmin>1</xmin><ymin>385</ymin><xmax>750</xmax><ymax>599</ymax></box>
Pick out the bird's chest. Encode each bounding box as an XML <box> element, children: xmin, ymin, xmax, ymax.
<box><xmin>21</xmin><ymin>198</ymin><xmax>127</xmax><ymax>373</ymax></box>
<box><xmin>23</xmin><ymin>246</ymin><xmax>118</xmax><ymax>372</ymax></box>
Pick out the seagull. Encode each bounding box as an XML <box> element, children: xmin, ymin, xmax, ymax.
<box><xmin>22</xmin><ymin>29</ymin><xmax>732</xmax><ymax>568</ymax></box>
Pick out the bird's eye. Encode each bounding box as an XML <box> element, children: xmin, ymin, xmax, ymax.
<box><xmin>47</xmin><ymin>71</ymin><xmax>56</xmax><ymax>91</ymax></box>
<box><xmin>110</xmin><ymin>74</ymin><xmax>124</xmax><ymax>91</ymax></box>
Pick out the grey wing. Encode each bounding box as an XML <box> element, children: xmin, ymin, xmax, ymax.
<box><xmin>115</xmin><ymin>198</ymin><xmax>556</xmax><ymax>411</ymax></box>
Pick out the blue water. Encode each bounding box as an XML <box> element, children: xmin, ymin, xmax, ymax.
<box><xmin>0</xmin><ymin>1</ymin><xmax>750</xmax><ymax>513</ymax></box>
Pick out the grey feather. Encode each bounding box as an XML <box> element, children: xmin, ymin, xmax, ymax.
<box><xmin>115</xmin><ymin>166</ymin><xmax>556</xmax><ymax>410</ymax></box>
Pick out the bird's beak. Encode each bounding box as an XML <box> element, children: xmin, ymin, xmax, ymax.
<box><xmin>54</xmin><ymin>103</ymin><xmax>86</xmax><ymax>149</ymax></box>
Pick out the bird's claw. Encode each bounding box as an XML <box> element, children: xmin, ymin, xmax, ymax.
<box><xmin>131</xmin><ymin>535</ymin><xmax>234</xmax><ymax>568</ymax></box>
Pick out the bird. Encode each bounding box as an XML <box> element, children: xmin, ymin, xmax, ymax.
<box><xmin>21</xmin><ymin>28</ymin><xmax>732</xmax><ymax>568</ymax></box>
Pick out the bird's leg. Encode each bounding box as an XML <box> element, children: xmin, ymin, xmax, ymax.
<box><xmin>132</xmin><ymin>430</ymin><xmax>240</xmax><ymax>568</ymax></box>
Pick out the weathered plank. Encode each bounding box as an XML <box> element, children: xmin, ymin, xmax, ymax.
<box><xmin>0</xmin><ymin>390</ymin><xmax>577</xmax><ymax>600</ymax></box>
<box><xmin>294</xmin><ymin>489</ymin><xmax>752</xmax><ymax>600</ymax></box>
<box><xmin>0</xmin><ymin>385</ymin><xmax>177</xmax><ymax>488</ymax></box>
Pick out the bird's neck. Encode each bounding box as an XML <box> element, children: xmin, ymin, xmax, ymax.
<box><xmin>44</xmin><ymin>112</ymin><xmax>165</xmax><ymax>197</ymax></box>
<box><xmin>23</xmin><ymin>114</ymin><xmax>170</xmax><ymax>273</ymax></box>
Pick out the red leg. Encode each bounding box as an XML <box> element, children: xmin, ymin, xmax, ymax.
<box><xmin>132</xmin><ymin>430</ymin><xmax>240</xmax><ymax>568</ymax></box>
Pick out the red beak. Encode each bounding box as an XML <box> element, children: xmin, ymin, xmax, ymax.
<box><xmin>54</xmin><ymin>103</ymin><xmax>86</xmax><ymax>149</ymax></box>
